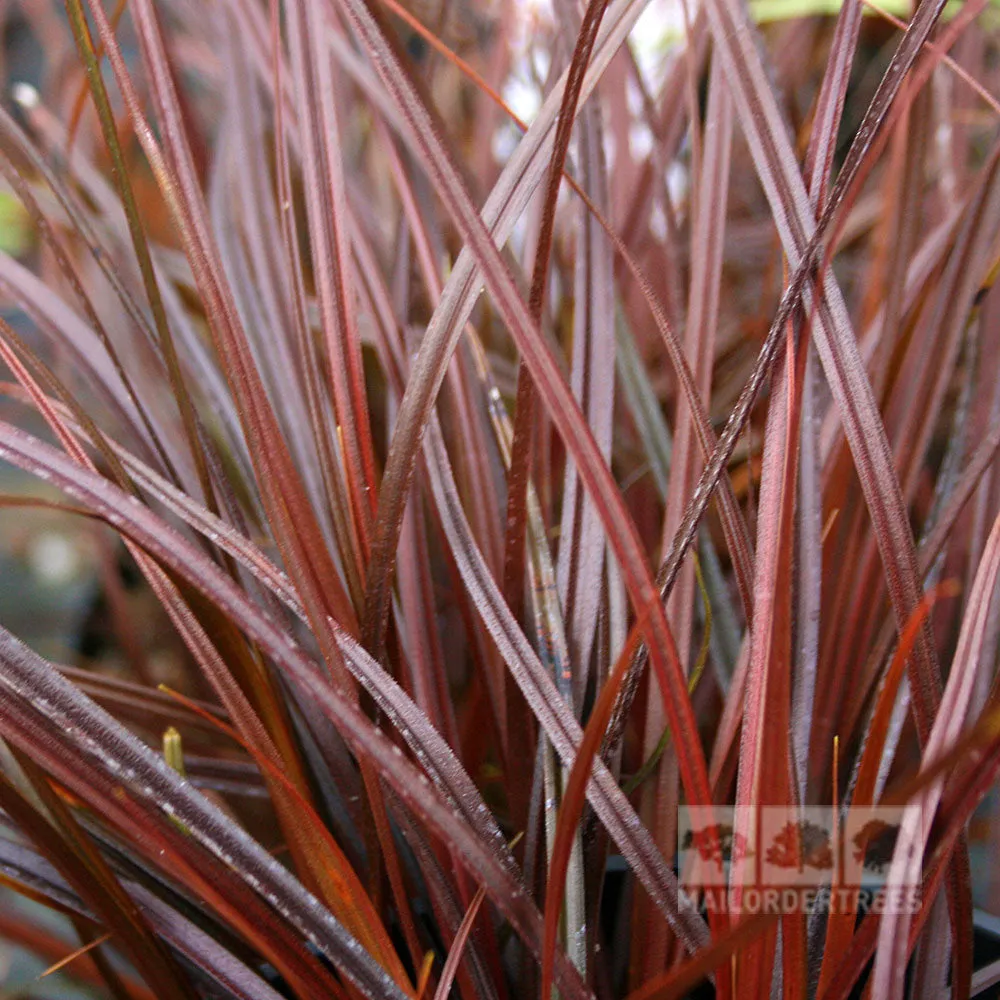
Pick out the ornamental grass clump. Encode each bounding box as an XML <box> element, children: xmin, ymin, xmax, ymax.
<box><xmin>0</xmin><ymin>0</ymin><xmax>999</xmax><ymax>997</ymax></box>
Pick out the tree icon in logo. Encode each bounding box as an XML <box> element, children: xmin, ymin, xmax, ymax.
<box><xmin>765</xmin><ymin>819</ymin><xmax>834</xmax><ymax>871</ymax></box>
<box><xmin>681</xmin><ymin>824</ymin><xmax>753</xmax><ymax>869</ymax></box>
<box><xmin>851</xmin><ymin>818</ymin><xmax>899</xmax><ymax>876</ymax></box>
